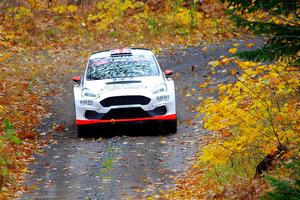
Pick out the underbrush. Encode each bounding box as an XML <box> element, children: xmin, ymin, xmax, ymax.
<box><xmin>0</xmin><ymin>52</ymin><xmax>48</xmax><ymax>198</ymax></box>
<box><xmin>0</xmin><ymin>0</ymin><xmax>235</xmax><ymax>51</ymax></box>
<box><xmin>161</xmin><ymin>57</ymin><xmax>300</xmax><ymax>199</ymax></box>
<box><xmin>0</xmin><ymin>48</ymin><xmax>87</xmax><ymax>198</ymax></box>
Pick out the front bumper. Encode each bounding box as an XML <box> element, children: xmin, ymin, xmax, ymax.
<box><xmin>74</xmin><ymin>93</ymin><xmax>176</xmax><ymax>126</ymax></box>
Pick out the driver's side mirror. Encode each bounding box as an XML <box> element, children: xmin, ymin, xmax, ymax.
<box><xmin>164</xmin><ymin>70</ymin><xmax>173</xmax><ymax>77</ymax></box>
<box><xmin>72</xmin><ymin>76</ymin><xmax>81</xmax><ymax>84</ymax></box>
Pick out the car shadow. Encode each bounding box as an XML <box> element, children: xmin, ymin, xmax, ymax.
<box><xmin>80</xmin><ymin>123</ymin><xmax>171</xmax><ymax>138</ymax></box>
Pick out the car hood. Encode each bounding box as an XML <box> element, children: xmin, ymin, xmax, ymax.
<box><xmin>84</xmin><ymin>76</ymin><xmax>164</xmax><ymax>95</ymax></box>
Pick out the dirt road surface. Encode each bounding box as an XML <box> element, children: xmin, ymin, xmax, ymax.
<box><xmin>22</xmin><ymin>37</ymin><xmax>262</xmax><ymax>200</ymax></box>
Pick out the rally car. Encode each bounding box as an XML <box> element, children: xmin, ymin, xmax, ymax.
<box><xmin>72</xmin><ymin>48</ymin><xmax>177</xmax><ymax>137</ymax></box>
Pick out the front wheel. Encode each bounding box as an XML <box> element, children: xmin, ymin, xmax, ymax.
<box><xmin>165</xmin><ymin>119</ymin><xmax>177</xmax><ymax>134</ymax></box>
<box><xmin>77</xmin><ymin>125</ymin><xmax>88</xmax><ymax>138</ymax></box>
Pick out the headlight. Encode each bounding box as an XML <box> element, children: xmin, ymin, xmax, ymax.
<box><xmin>81</xmin><ymin>88</ymin><xmax>98</xmax><ymax>98</ymax></box>
<box><xmin>152</xmin><ymin>83</ymin><xmax>167</xmax><ymax>94</ymax></box>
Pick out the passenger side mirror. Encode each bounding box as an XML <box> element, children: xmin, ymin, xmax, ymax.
<box><xmin>164</xmin><ymin>70</ymin><xmax>173</xmax><ymax>77</ymax></box>
<box><xmin>72</xmin><ymin>76</ymin><xmax>81</xmax><ymax>84</ymax></box>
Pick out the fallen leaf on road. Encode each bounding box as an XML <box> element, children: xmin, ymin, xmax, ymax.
<box><xmin>208</xmin><ymin>61</ymin><xmax>220</xmax><ymax>67</ymax></box>
<box><xmin>230</xmin><ymin>69</ymin><xmax>236</xmax><ymax>75</ymax></box>
<box><xmin>191</xmin><ymin>88</ymin><xmax>197</xmax><ymax>93</ymax></box>
<box><xmin>160</xmin><ymin>139</ymin><xmax>167</xmax><ymax>144</ymax></box>
<box><xmin>202</xmin><ymin>46</ymin><xmax>208</xmax><ymax>53</ymax></box>
<box><xmin>246</xmin><ymin>43</ymin><xmax>254</xmax><ymax>48</ymax></box>
<box><xmin>221</xmin><ymin>57</ymin><xmax>230</xmax><ymax>65</ymax></box>
<box><xmin>228</xmin><ymin>48</ymin><xmax>237</xmax><ymax>54</ymax></box>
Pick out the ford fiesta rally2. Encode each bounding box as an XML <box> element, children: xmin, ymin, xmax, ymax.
<box><xmin>72</xmin><ymin>48</ymin><xmax>177</xmax><ymax>137</ymax></box>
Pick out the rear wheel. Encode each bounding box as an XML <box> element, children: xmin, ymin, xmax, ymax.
<box><xmin>165</xmin><ymin>119</ymin><xmax>177</xmax><ymax>134</ymax></box>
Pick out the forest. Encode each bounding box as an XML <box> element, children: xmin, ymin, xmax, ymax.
<box><xmin>0</xmin><ymin>0</ymin><xmax>299</xmax><ymax>199</ymax></box>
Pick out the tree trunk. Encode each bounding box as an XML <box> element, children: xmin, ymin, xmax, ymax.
<box><xmin>67</xmin><ymin>0</ymin><xmax>81</xmax><ymax>5</ymax></box>
<box><xmin>254</xmin><ymin>145</ymin><xmax>287</xmax><ymax>178</ymax></box>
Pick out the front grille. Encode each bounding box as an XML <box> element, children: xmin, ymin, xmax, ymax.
<box><xmin>100</xmin><ymin>96</ymin><xmax>151</xmax><ymax>107</ymax></box>
<box><xmin>102</xmin><ymin>107</ymin><xmax>150</xmax><ymax>119</ymax></box>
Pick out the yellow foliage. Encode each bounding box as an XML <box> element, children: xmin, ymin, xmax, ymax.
<box><xmin>171</xmin><ymin>7</ymin><xmax>202</xmax><ymax>30</ymax></box>
<box><xmin>7</xmin><ymin>6</ymin><xmax>33</xmax><ymax>20</ymax></box>
<box><xmin>27</xmin><ymin>0</ymin><xmax>37</xmax><ymax>8</ymax></box>
<box><xmin>0</xmin><ymin>0</ymin><xmax>235</xmax><ymax>198</ymax></box>
<box><xmin>201</xmin><ymin>143</ymin><xmax>231</xmax><ymax>165</ymax></box>
<box><xmin>52</xmin><ymin>5</ymin><xmax>77</xmax><ymax>14</ymax></box>
<box><xmin>174</xmin><ymin>8</ymin><xmax>192</xmax><ymax>27</ymax></box>
<box><xmin>52</xmin><ymin>5</ymin><xmax>67</xmax><ymax>14</ymax></box>
<box><xmin>67</xmin><ymin>5</ymin><xmax>78</xmax><ymax>13</ymax></box>
<box><xmin>0</xmin><ymin>53</ymin><xmax>12</xmax><ymax>62</ymax></box>
<box><xmin>0</xmin><ymin>0</ymin><xmax>234</xmax><ymax>50</ymax></box>
<box><xmin>0</xmin><ymin>105</ymin><xmax>4</xmax><ymax>115</ymax></box>
<box><xmin>88</xmin><ymin>0</ymin><xmax>135</xmax><ymax>31</ymax></box>
<box><xmin>199</xmin><ymin>59</ymin><xmax>300</xmax><ymax>168</ymax></box>
<box><xmin>120</xmin><ymin>0</ymin><xmax>134</xmax><ymax>11</ymax></box>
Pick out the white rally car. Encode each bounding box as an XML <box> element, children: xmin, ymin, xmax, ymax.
<box><xmin>72</xmin><ymin>48</ymin><xmax>177</xmax><ymax>137</ymax></box>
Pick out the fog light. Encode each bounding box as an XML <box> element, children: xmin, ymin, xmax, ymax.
<box><xmin>154</xmin><ymin>106</ymin><xmax>167</xmax><ymax>115</ymax></box>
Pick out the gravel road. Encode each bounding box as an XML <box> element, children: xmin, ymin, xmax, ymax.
<box><xmin>22</xmin><ymin>37</ymin><xmax>263</xmax><ymax>200</ymax></box>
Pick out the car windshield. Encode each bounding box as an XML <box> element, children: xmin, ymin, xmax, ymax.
<box><xmin>86</xmin><ymin>55</ymin><xmax>160</xmax><ymax>80</ymax></box>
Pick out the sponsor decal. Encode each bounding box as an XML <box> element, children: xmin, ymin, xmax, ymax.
<box><xmin>105</xmin><ymin>84</ymin><xmax>144</xmax><ymax>91</ymax></box>
<box><xmin>80</xmin><ymin>99</ymin><xmax>94</xmax><ymax>105</ymax></box>
<box><xmin>156</xmin><ymin>95</ymin><xmax>169</xmax><ymax>101</ymax></box>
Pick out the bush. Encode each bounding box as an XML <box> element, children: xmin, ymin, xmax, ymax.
<box><xmin>261</xmin><ymin>159</ymin><xmax>300</xmax><ymax>200</ymax></box>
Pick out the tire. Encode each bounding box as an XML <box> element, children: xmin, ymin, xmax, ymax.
<box><xmin>165</xmin><ymin>119</ymin><xmax>177</xmax><ymax>134</ymax></box>
<box><xmin>77</xmin><ymin>125</ymin><xmax>87</xmax><ymax>138</ymax></box>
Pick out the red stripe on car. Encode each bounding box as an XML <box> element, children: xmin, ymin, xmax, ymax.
<box><xmin>76</xmin><ymin>114</ymin><xmax>177</xmax><ymax>125</ymax></box>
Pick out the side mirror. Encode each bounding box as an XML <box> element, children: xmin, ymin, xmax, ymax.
<box><xmin>72</xmin><ymin>76</ymin><xmax>81</xmax><ymax>83</ymax></box>
<box><xmin>164</xmin><ymin>70</ymin><xmax>173</xmax><ymax>77</ymax></box>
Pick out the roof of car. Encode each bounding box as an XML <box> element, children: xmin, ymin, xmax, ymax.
<box><xmin>90</xmin><ymin>48</ymin><xmax>153</xmax><ymax>59</ymax></box>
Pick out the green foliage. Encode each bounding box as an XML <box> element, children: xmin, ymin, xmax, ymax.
<box><xmin>221</xmin><ymin>0</ymin><xmax>300</xmax><ymax>63</ymax></box>
<box><xmin>146</xmin><ymin>17</ymin><xmax>158</xmax><ymax>33</ymax></box>
<box><xmin>295</xmin><ymin>58</ymin><xmax>300</xmax><ymax>66</ymax></box>
<box><xmin>261</xmin><ymin>159</ymin><xmax>300</xmax><ymax>200</ymax></box>
<box><xmin>0</xmin><ymin>119</ymin><xmax>22</xmax><ymax>191</ymax></box>
<box><xmin>2</xmin><ymin>119</ymin><xmax>21</xmax><ymax>145</ymax></box>
<box><xmin>221</xmin><ymin>0</ymin><xmax>298</xmax><ymax>15</ymax></box>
